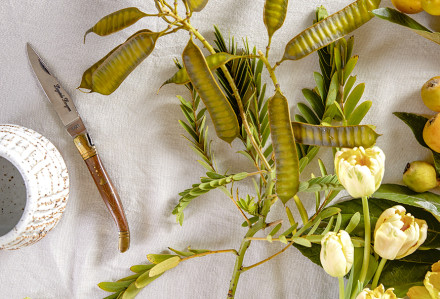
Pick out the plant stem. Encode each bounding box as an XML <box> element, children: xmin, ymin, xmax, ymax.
<box><xmin>228</xmin><ymin>217</ymin><xmax>265</xmax><ymax>298</ymax></box>
<box><xmin>371</xmin><ymin>258</ymin><xmax>387</xmax><ymax>289</ymax></box>
<box><xmin>241</xmin><ymin>240</ymin><xmax>294</xmax><ymax>272</ymax></box>
<box><xmin>359</xmin><ymin>196</ymin><xmax>371</xmax><ymax>284</ymax></box>
<box><xmin>229</xmin><ymin>189</ymin><xmax>251</xmax><ymax>226</ymax></box>
<box><xmin>181</xmin><ymin>249</ymin><xmax>239</xmax><ymax>262</ymax></box>
<box><xmin>309</xmin><ymin>189</ymin><xmax>334</xmax><ymax>223</ymax></box>
<box><xmin>258</xmin><ymin>50</ymin><xmax>279</xmax><ymax>91</ymax></box>
<box><xmin>265</xmin><ymin>37</ymin><xmax>272</xmax><ymax>58</ymax></box>
<box><xmin>338</xmin><ymin>277</ymin><xmax>345</xmax><ymax>299</ymax></box>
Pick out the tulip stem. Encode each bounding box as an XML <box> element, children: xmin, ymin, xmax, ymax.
<box><xmin>338</xmin><ymin>277</ymin><xmax>345</xmax><ymax>299</ymax></box>
<box><xmin>371</xmin><ymin>258</ymin><xmax>387</xmax><ymax>289</ymax></box>
<box><xmin>359</xmin><ymin>196</ymin><xmax>371</xmax><ymax>284</ymax></box>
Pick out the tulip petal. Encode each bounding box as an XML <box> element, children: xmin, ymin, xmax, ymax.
<box><xmin>407</xmin><ymin>286</ymin><xmax>432</xmax><ymax>299</ymax></box>
<box><xmin>374</xmin><ymin>222</ymin><xmax>407</xmax><ymax>260</ymax></box>
<box><xmin>425</xmin><ymin>271</ymin><xmax>440</xmax><ymax>299</ymax></box>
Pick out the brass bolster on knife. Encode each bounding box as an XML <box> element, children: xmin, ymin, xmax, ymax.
<box><xmin>119</xmin><ymin>231</ymin><xmax>130</xmax><ymax>253</ymax></box>
<box><xmin>73</xmin><ymin>133</ymin><xmax>97</xmax><ymax>160</ymax></box>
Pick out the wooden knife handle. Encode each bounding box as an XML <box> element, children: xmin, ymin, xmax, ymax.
<box><xmin>73</xmin><ymin>133</ymin><xmax>130</xmax><ymax>253</ymax></box>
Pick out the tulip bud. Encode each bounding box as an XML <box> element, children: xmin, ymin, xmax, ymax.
<box><xmin>320</xmin><ymin>230</ymin><xmax>354</xmax><ymax>277</ymax></box>
<box><xmin>334</xmin><ymin>146</ymin><xmax>385</xmax><ymax>198</ymax></box>
<box><xmin>356</xmin><ymin>284</ymin><xmax>399</xmax><ymax>299</ymax></box>
<box><xmin>374</xmin><ymin>205</ymin><xmax>428</xmax><ymax>260</ymax></box>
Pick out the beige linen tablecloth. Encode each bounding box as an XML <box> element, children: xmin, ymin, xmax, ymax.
<box><xmin>1</xmin><ymin>0</ymin><xmax>439</xmax><ymax>298</ymax></box>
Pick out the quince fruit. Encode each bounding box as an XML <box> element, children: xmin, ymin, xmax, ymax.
<box><xmin>392</xmin><ymin>0</ymin><xmax>423</xmax><ymax>13</ymax></box>
<box><xmin>422</xmin><ymin>76</ymin><xmax>440</xmax><ymax>112</ymax></box>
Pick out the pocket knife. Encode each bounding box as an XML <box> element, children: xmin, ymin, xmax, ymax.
<box><xmin>26</xmin><ymin>43</ymin><xmax>130</xmax><ymax>252</ymax></box>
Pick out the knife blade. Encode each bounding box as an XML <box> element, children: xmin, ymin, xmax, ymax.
<box><xmin>26</xmin><ymin>43</ymin><xmax>130</xmax><ymax>253</ymax></box>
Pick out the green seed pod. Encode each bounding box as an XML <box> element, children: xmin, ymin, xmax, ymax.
<box><xmin>282</xmin><ymin>0</ymin><xmax>381</xmax><ymax>61</ymax></box>
<box><xmin>291</xmin><ymin>122</ymin><xmax>380</xmax><ymax>148</ymax></box>
<box><xmin>182</xmin><ymin>38</ymin><xmax>239</xmax><ymax>144</ymax></box>
<box><xmin>84</xmin><ymin>7</ymin><xmax>148</xmax><ymax>42</ymax></box>
<box><xmin>264</xmin><ymin>0</ymin><xmax>289</xmax><ymax>40</ymax></box>
<box><xmin>184</xmin><ymin>0</ymin><xmax>209</xmax><ymax>12</ymax></box>
<box><xmin>403</xmin><ymin>161</ymin><xmax>439</xmax><ymax>193</ymax></box>
<box><xmin>90</xmin><ymin>30</ymin><xmax>159</xmax><ymax>95</ymax></box>
<box><xmin>269</xmin><ymin>91</ymin><xmax>299</xmax><ymax>203</ymax></box>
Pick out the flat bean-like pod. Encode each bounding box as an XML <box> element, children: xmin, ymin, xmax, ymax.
<box><xmin>185</xmin><ymin>0</ymin><xmax>209</xmax><ymax>12</ymax></box>
<box><xmin>282</xmin><ymin>0</ymin><xmax>381</xmax><ymax>61</ymax></box>
<box><xmin>291</xmin><ymin>122</ymin><xmax>380</xmax><ymax>148</ymax></box>
<box><xmin>182</xmin><ymin>39</ymin><xmax>239</xmax><ymax>144</ymax></box>
<box><xmin>87</xmin><ymin>30</ymin><xmax>159</xmax><ymax>95</ymax></box>
<box><xmin>269</xmin><ymin>91</ymin><xmax>299</xmax><ymax>204</ymax></box>
<box><xmin>84</xmin><ymin>7</ymin><xmax>148</xmax><ymax>42</ymax></box>
<box><xmin>78</xmin><ymin>43</ymin><xmax>119</xmax><ymax>92</ymax></box>
<box><xmin>264</xmin><ymin>0</ymin><xmax>289</xmax><ymax>40</ymax></box>
<box><xmin>160</xmin><ymin>53</ymin><xmax>241</xmax><ymax>89</ymax></box>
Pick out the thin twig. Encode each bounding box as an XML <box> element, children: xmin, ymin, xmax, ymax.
<box><xmin>258</xmin><ymin>50</ymin><xmax>280</xmax><ymax>91</ymax></box>
<box><xmin>309</xmin><ymin>189</ymin><xmax>334</xmax><ymax>223</ymax></box>
<box><xmin>159</xmin><ymin>0</ymin><xmax>174</xmax><ymax>11</ymax></box>
<box><xmin>247</xmin><ymin>170</ymin><xmax>267</xmax><ymax>177</ymax></box>
<box><xmin>266</xmin><ymin>219</ymin><xmax>282</xmax><ymax>228</ymax></box>
<box><xmin>229</xmin><ymin>189</ymin><xmax>251</xmax><ymax>227</ymax></box>
<box><xmin>241</xmin><ymin>241</ymin><xmax>294</xmax><ymax>272</ymax></box>
<box><xmin>180</xmin><ymin>249</ymin><xmax>239</xmax><ymax>262</ymax></box>
<box><xmin>246</xmin><ymin>237</ymin><xmax>288</xmax><ymax>242</ymax></box>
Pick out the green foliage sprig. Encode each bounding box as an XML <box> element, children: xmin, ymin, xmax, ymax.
<box><xmin>79</xmin><ymin>1</ymin><xmax>440</xmax><ymax>298</ymax></box>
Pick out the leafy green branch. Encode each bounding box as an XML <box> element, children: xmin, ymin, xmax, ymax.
<box><xmin>172</xmin><ymin>171</ymin><xmax>249</xmax><ymax>225</ymax></box>
<box><xmin>99</xmin><ymin>247</ymin><xmax>238</xmax><ymax>299</ymax></box>
<box><xmin>177</xmin><ymin>92</ymin><xmax>214</xmax><ymax>172</ymax></box>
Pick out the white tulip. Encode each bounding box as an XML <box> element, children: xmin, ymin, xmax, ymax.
<box><xmin>320</xmin><ymin>230</ymin><xmax>354</xmax><ymax>277</ymax></box>
<box><xmin>374</xmin><ymin>205</ymin><xmax>428</xmax><ymax>260</ymax></box>
<box><xmin>334</xmin><ymin>146</ymin><xmax>385</xmax><ymax>198</ymax></box>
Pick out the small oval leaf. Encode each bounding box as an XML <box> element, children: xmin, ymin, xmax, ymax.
<box><xmin>121</xmin><ymin>283</ymin><xmax>141</xmax><ymax>299</ymax></box>
<box><xmin>135</xmin><ymin>271</ymin><xmax>162</xmax><ymax>288</ymax></box>
<box><xmin>98</xmin><ymin>281</ymin><xmax>132</xmax><ymax>292</ymax></box>
<box><xmin>146</xmin><ymin>254</ymin><xmax>178</xmax><ymax>264</ymax></box>
<box><xmin>149</xmin><ymin>256</ymin><xmax>181</xmax><ymax>277</ymax></box>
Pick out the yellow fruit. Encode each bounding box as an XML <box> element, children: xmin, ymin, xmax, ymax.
<box><xmin>421</xmin><ymin>76</ymin><xmax>440</xmax><ymax>112</ymax></box>
<box><xmin>423</xmin><ymin>113</ymin><xmax>440</xmax><ymax>152</ymax></box>
<box><xmin>422</xmin><ymin>0</ymin><xmax>440</xmax><ymax>15</ymax></box>
<box><xmin>392</xmin><ymin>0</ymin><xmax>424</xmax><ymax>13</ymax></box>
<box><xmin>403</xmin><ymin>161</ymin><xmax>438</xmax><ymax>192</ymax></box>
